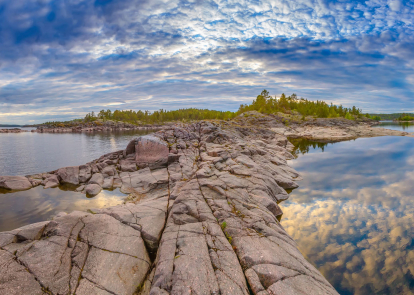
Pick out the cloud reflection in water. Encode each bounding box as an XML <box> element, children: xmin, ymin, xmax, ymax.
<box><xmin>281</xmin><ymin>136</ymin><xmax>414</xmax><ymax>295</ymax></box>
<box><xmin>0</xmin><ymin>186</ymin><xmax>125</xmax><ymax>232</ymax></box>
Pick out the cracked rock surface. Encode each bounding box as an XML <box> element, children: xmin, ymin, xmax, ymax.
<box><xmin>0</xmin><ymin>115</ymin><xmax>339</xmax><ymax>294</ymax></box>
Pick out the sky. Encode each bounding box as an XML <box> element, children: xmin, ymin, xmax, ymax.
<box><xmin>0</xmin><ymin>0</ymin><xmax>413</xmax><ymax>124</ymax></box>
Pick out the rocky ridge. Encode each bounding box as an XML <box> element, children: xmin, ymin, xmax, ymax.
<box><xmin>4</xmin><ymin>112</ymin><xmax>394</xmax><ymax>294</ymax></box>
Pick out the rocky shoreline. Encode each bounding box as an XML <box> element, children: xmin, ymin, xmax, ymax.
<box><xmin>32</xmin><ymin>121</ymin><xmax>162</xmax><ymax>133</ymax></box>
<box><xmin>0</xmin><ymin>112</ymin><xmax>410</xmax><ymax>295</ymax></box>
<box><xmin>0</xmin><ymin>128</ymin><xmax>29</xmax><ymax>133</ymax></box>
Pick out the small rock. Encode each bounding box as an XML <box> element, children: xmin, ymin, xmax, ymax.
<box><xmin>43</xmin><ymin>175</ymin><xmax>60</xmax><ymax>189</ymax></box>
<box><xmin>88</xmin><ymin>173</ymin><xmax>104</xmax><ymax>186</ymax></box>
<box><xmin>79</xmin><ymin>165</ymin><xmax>92</xmax><ymax>183</ymax></box>
<box><xmin>101</xmin><ymin>166</ymin><xmax>116</xmax><ymax>177</ymax></box>
<box><xmin>85</xmin><ymin>183</ymin><xmax>102</xmax><ymax>196</ymax></box>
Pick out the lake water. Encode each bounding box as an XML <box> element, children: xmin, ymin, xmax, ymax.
<box><xmin>282</xmin><ymin>134</ymin><xmax>414</xmax><ymax>294</ymax></box>
<box><xmin>0</xmin><ymin>129</ymin><xmax>155</xmax><ymax>176</ymax></box>
<box><xmin>375</xmin><ymin>121</ymin><xmax>414</xmax><ymax>132</ymax></box>
<box><xmin>0</xmin><ymin>129</ymin><xmax>157</xmax><ymax>232</ymax></box>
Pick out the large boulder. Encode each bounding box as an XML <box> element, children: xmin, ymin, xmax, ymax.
<box><xmin>0</xmin><ymin>176</ymin><xmax>32</xmax><ymax>191</ymax></box>
<box><xmin>134</xmin><ymin>135</ymin><xmax>169</xmax><ymax>169</ymax></box>
<box><xmin>57</xmin><ymin>166</ymin><xmax>79</xmax><ymax>185</ymax></box>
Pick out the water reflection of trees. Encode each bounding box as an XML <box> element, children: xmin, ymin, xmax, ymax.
<box><xmin>289</xmin><ymin>138</ymin><xmax>332</xmax><ymax>157</ymax></box>
<box><xmin>379</xmin><ymin>122</ymin><xmax>414</xmax><ymax>131</ymax></box>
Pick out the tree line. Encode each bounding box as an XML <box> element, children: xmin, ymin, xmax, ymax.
<box><xmin>84</xmin><ymin>108</ymin><xmax>237</xmax><ymax>124</ymax></box>
<box><xmin>43</xmin><ymin>90</ymin><xmax>372</xmax><ymax>127</ymax></box>
<box><xmin>397</xmin><ymin>114</ymin><xmax>414</xmax><ymax>121</ymax></box>
<box><xmin>369</xmin><ymin>113</ymin><xmax>414</xmax><ymax>121</ymax></box>
<box><xmin>237</xmin><ymin>90</ymin><xmax>364</xmax><ymax>119</ymax></box>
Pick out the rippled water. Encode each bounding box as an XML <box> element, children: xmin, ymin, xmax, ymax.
<box><xmin>281</xmin><ymin>135</ymin><xmax>414</xmax><ymax>295</ymax></box>
<box><xmin>0</xmin><ymin>129</ymin><xmax>156</xmax><ymax>176</ymax></box>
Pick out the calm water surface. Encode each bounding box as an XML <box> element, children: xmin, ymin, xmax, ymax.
<box><xmin>282</xmin><ymin>135</ymin><xmax>414</xmax><ymax>295</ymax></box>
<box><xmin>375</xmin><ymin>121</ymin><xmax>414</xmax><ymax>132</ymax></box>
<box><xmin>0</xmin><ymin>129</ymin><xmax>155</xmax><ymax>176</ymax></box>
<box><xmin>0</xmin><ymin>186</ymin><xmax>126</xmax><ymax>231</ymax></box>
<box><xmin>0</xmin><ymin>129</ymin><xmax>157</xmax><ymax>232</ymax></box>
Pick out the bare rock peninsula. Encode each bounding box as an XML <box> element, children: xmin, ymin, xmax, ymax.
<box><xmin>2</xmin><ymin>112</ymin><xmax>410</xmax><ymax>295</ymax></box>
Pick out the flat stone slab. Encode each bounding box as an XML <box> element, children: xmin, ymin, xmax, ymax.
<box><xmin>0</xmin><ymin>211</ymin><xmax>152</xmax><ymax>295</ymax></box>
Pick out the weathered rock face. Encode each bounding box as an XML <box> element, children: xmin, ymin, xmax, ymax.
<box><xmin>0</xmin><ymin>119</ymin><xmax>339</xmax><ymax>295</ymax></box>
<box><xmin>0</xmin><ymin>211</ymin><xmax>152</xmax><ymax>295</ymax></box>
<box><xmin>57</xmin><ymin>166</ymin><xmax>80</xmax><ymax>185</ymax></box>
<box><xmin>135</xmin><ymin>135</ymin><xmax>169</xmax><ymax>169</ymax></box>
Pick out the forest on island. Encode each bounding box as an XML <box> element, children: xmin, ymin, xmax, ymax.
<box><xmin>369</xmin><ymin>113</ymin><xmax>414</xmax><ymax>120</ymax></box>
<box><xmin>396</xmin><ymin>114</ymin><xmax>414</xmax><ymax>121</ymax></box>
<box><xmin>238</xmin><ymin>90</ymin><xmax>364</xmax><ymax>119</ymax></box>
<box><xmin>84</xmin><ymin>108</ymin><xmax>236</xmax><ymax>124</ymax></box>
<box><xmin>42</xmin><ymin>90</ymin><xmax>371</xmax><ymax>126</ymax></box>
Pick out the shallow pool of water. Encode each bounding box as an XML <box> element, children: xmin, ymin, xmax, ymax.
<box><xmin>0</xmin><ymin>186</ymin><xmax>126</xmax><ymax>232</ymax></box>
<box><xmin>281</xmin><ymin>136</ymin><xmax>414</xmax><ymax>295</ymax></box>
<box><xmin>0</xmin><ymin>129</ymin><xmax>156</xmax><ymax>176</ymax></box>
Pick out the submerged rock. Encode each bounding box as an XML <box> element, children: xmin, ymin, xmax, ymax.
<box><xmin>85</xmin><ymin>183</ymin><xmax>102</xmax><ymax>196</ymax></box>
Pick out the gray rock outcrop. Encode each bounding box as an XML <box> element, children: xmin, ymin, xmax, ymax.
<box><xmin>0</xmin><ymin>119</ymin><xmax>339</xmax><ymax>294</ymax></box>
